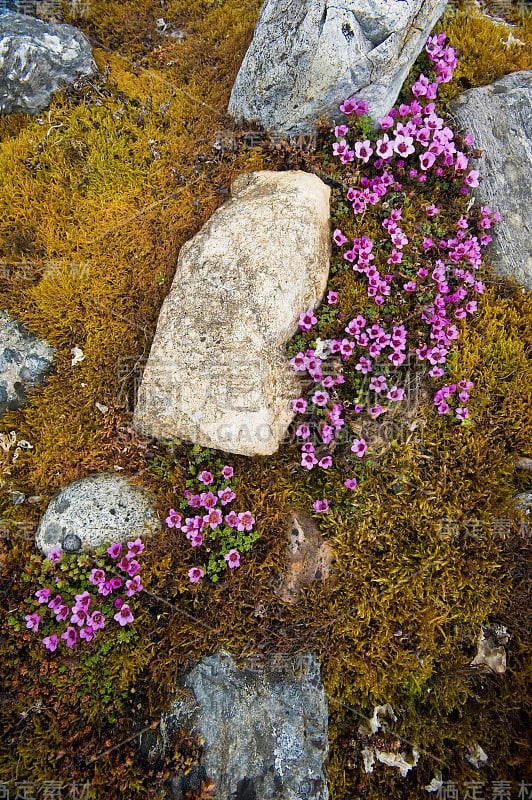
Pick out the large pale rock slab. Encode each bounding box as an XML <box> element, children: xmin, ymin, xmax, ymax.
<box><xmin>35</xmin><ymin>472</ymin><xmax>161</xmax><ymax>555</ymax></box>
<box><xmin>148</xmin><ymin>651</ymin><xmax>329</xmax><ymax>800</ymax></box>
<box><xmin>228</xmin><ymin>0</ymin><xmax>448</xmax><ymax>137</ymax></box>
<box><xmin>0</xmin><ymin>11</ymin><xmax>96</xmax><ymax>115</ymax></box>
<box><xmin>0</xmin><ymin>310</ymin><xmax>55</xmax><ymax>415</ymax></box>
<box><xmin>133</xmin><ymin>170</ymin><xmax>330</xmax><ymax>457</ymax></box>
<box><xmin>450</xmin><ymin>71</ymin><xmax>532</xmax><ymax>290</ymax></box>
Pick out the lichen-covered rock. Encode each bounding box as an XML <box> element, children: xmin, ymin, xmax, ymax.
<box><xmin>0</xmin><ymin>310</ymin><xmax>55</xmax><ymax>415</ymax></box>
<box><xmin>228</xmin><ymin>0</ymin><xmax>448</xmax><ymax>137</ymax></box>
<box><xmin>470</xmin><ymin>625</ymin><xmax>509</xmax><ymax>674</ymax></box>
<box><xmin>359</xmin><ymin>705</ymin><xmax>420</xmax><ymax>778</ymax></box>
<box><xmin>133</xmin><ymin>170</ymin><xmax>330</xmax><ymax>457</ymax></box>
<box><xmin>35</xmin><ymin>472</ymin><xmax>161</xmax><ymax>555</ymax></box>
<box><xmin>275</xmin><ymin>510</ymin><xmax>336</xmax><ymax>604</ymax></box>
<box><xmin>450</xmin><ymin>70</ymin><xmax>532</xmax><ymax>290</ymax></box>
<box><xmin>154</xmin><ymin>651</ymin><xmax>329</xmax><ymax>800</ymax></box>
<box><xmin>0</xmin><ymin>11</ymin><xmax>96</xmax><ymax>115</ymax></box>
<box><xmin>515</xmin><ymin>491</ymin><xmax>532</xmax><ymax>513</ymax></box>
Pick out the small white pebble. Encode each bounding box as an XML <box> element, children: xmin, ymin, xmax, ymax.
<box><xmin>71</xmin><ymin>346</ymin><xmax>85</xmax><ymax>366</ymax></box>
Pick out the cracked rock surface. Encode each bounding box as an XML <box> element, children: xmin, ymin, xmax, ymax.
<box><xmin>228</xmin><ymin>0</ymin><xmax>448</xmax><ymax>137</ymax></box>
<box><xmin>0</xmin><ymin>10</ymin><xmax>96</xmax><ymax>115</ymax></box>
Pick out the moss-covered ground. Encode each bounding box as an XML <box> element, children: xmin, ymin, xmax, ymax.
<box><xmin>0</xmin><ymin>1</ymin><xmax>531</xmax><ymax>798</ymax></box>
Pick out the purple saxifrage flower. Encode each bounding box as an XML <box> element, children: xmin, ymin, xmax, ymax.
<box><xmin>25</xmin><ymin>613</ymin><xmax>40</xmax><ymax>632</ymax></box>
<box><xmin>114</xmin><ymin>604</ymin><xmax>134</xmax><ymax>626</ymax></box>
<box><xmin>35</xmin><ymin>587</ymin><xmax>51</xmax><ymax>604</ymax></box>
<box><xmin>351</xmin><ymin>438</ymin><xmax>368</xmax><ymax>458</ymax></box>
<box><xmin>107</xmin><ymin>542</ymin><xmax>122</xmax><ymax>558</ymax></box>
<box><xmin>188</xmin><ymin>567</ymin><xmax>204</xmax><ymax>583</ymax></box>
<box><xmin>224</xmin><ymin>549</ymin><xmax>241</xmax><ymax>568</ymax></box>
<box><xmin>127</xmin><ymin>538</ymin><xmax>144</xmax><ymax>556</ymax></box>
<box><xmin>47</xmin><ymin>547</ymin><xmax>62</xmax><ymax>565</ymax></box>
<box><xmin>42</xmin><ymin>634</ymin><xmax>59</xmax><ymax>652</ymax></box>
<box><xmin>61</xmin><ymin>626</ymin><xmax>78</xmax><ymax>648</ymax></box>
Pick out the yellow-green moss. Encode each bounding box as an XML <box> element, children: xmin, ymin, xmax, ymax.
<box><xmin>438</xmin><ymin>4</ymin><xmax>532</xmax><ymax>106</ymax></box>
<box><xmin>1</xmin><ymin>1</ymin><xmax>531</xmax><ymax>798</ymax></box>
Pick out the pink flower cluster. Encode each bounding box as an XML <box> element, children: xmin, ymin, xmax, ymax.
<box><xmin>166</xmin><ymin>465</ymin><xmax>253</xmax><ymax>582</ymax></box>
<box><xmin>477</xmin><ymin>205</ymin><xmax>501</xmax><ymax>246</ymax></box>
<box><xmin>345</xmin><ymin>98</ymin><xmax>480</xmax><ymax>206</ymax></box>
<box><xmin>424</xmin><ymin>32</ymin><xmax>458</xmax><ymax>84</ymax></box>
<box><xmin>25</xmin><ymin>539</ymin><xmax>145</xmax><ymax>652</ymax></box>
<box><xmin>290</xmin><ymin>320</ymin><xmax>411</xmax><ymax>470</ymax></box>
<box><xmin>289</xmin><ymin>31</ymin><xmax>490</xmax><ymax>506</ymax></box>
<box><xmin>327</xmin><ymin>37</ymin><xmax>490</xmax><ymax>395</ymax></box>
<box><xmin>340</xmin><ymin>98</ymin><xmax>369</xmax><ymax>116</ymax></box>
<box><xmin>434</xmin><ymin>379</ymin><xmax>473</xmax><ymax>419</ymax></box>
<box><xmin>344</xmin><ymin>171</ymin><xmax>395</xmax><ymax>215</ymax></box>
<box><xmin>334</xmin><ymin>36</ymin><xmax>478</xmax><ymax>219</ymax></box>
<box><xmin>333</xmin><ymin>99</ymin><xmax>370</xmax><ymax>161</ymax></box>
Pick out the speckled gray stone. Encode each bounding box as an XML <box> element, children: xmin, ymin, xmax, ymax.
<box><xmin>35</xmin><ymin>472</ymin><xmax>162</xmax><ymax>556</ymax></box>
<box><xmin>0</xmin><ymin>11</ymin><xmax>96</xmax><ymax>115</ymax></box>
<box><xmin>0</xmin><ymin>310</ymin><xmax>55</xmax><ymax>415</ymax></box>
<box><xmin>61</xmin><ymin>532</ymin><xmax>82</xmax><ymax>552</ymax></box>
<box><xmin>155</xmin><ymin>651</ymin><xmax>329</xmax><ymax>800</ymax></box>
<box><xmin>515</xmin><ymin>491</ymin><xmax>532</xmax><ymax>516</ymax></box>
<box><xmin>450</xmin><ymin>71</ymin><xmax>532</xmax><ymax>290</ymax></box>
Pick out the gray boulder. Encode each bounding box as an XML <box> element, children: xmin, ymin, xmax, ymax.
<box><xmin>228</xmin><ymin>0</ymin><xmax>448</xmax><ymax>137</ymax></box>
<box><xmin>450</xmin><ymin>70</ymin><xmax>532</xmax><ymax>290</ymax></box>
<box><xmin>133</xmin><ymin>170</ymin><xmax>331</xmax><ymax>457</ymax></box>
<box><xmin>35</xmin><ymin>472</ymin><xmax>161</xmax><ymax>555</ymax></box>
<box><xmin>0</xmin><ymin>310</ymin><xmax>55</xmax><ymax>415</ymax></box>
<box><xmin>154</xmin><ymin>651</ymin><xmax>329</xmax><ymax>800</ymax></box>
<box><xmin>0</xmin><ymin>11</ymin><xmax>96</xmax><ymax>115</ymax></box>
